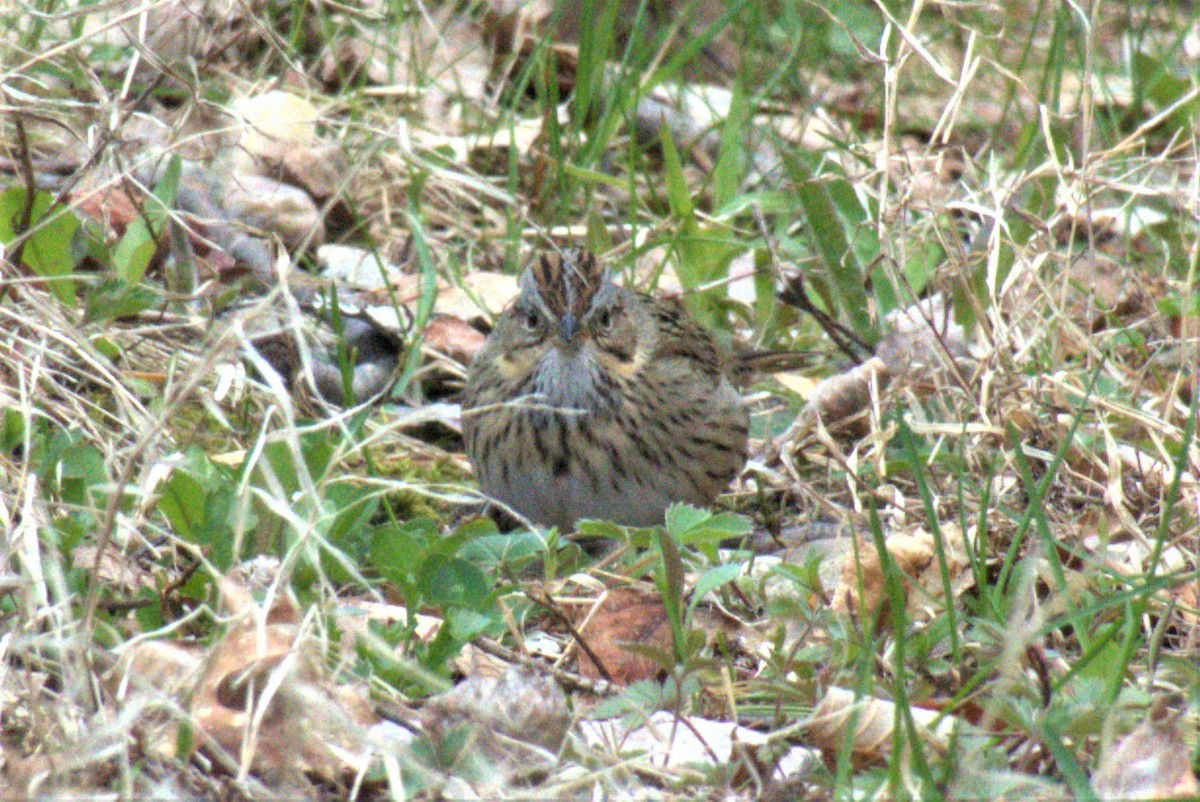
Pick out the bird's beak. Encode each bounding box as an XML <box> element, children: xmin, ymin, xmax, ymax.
<box><xmin>559</xmin><ymin>312</ymin><xmax>578</xmax><ymax>343</ymax></box>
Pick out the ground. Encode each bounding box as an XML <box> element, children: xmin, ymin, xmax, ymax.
<box><xmin>0</xmin><ymin>1</ymin><xmax>1198</xmax><ymax>799</ymax></box>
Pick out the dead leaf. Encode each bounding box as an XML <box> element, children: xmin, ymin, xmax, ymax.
<box><xmin>318</xmin><ymin>37</ymin><xmax>390</xmax><ymax>89</ymax></box>
<box><xmin>188</xmin><ymin>575</ymin><xmax>378</xmax><ymax>783</ymax></box>
<box><xmin>575</xmin><ymin>587</ymin><xmax>672</xmax><ymax>685</ymax></box>
<box><xmin>1092</xmin><ymin>698</ymin><xmax>1199</xmax><ymax>800</ymax></box>
<box><xmin>580</xmin><ymin>709</ymin><xmax>817</xmax><ymax>777</ymax></box>
<box><xmin>797</xmin><ymin>356</ymin><xmax>889</xmax><ymax>438</ymax></box>
<box><xmin>378</xmin><ymin>270</ymin><xmax>519</xmax><ymax>323</ymax></box>
<box><xmin>875</xmin><ymin>294</ymin><xmax>971</xmax><ymax>386</ymax></box>
<box><xmin>423</xmin><ymin>665</ymin><xmax>571</xmax><ymax>754</ymax></box>
<box><xmin>830</xmin><ymin>531</ymin><xmax>935</xmax><ymax>631</ymax></box>
<box><xmin>807</xmin><ymin>686</ymin><xmax>960</xmax><ymax>770</ymax></box>
<box><xmin>110</xmin><ymin>640</ymin><xmax>203</xmax><ymax>702</ymax></box>
<box><xmin>232</xmin><ymin>91</ymin><xmax>320</xmax><ymax>164</ymax></box>
<box><xmin>424</xmin><ymin>314</ymin><xmax>487</xmax><ymax>365</ymax></box>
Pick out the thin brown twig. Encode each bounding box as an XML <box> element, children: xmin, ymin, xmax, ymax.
<box><xmin>525</xmin><ymin>586</ymin><xmax>617</xmax><ymax>684</ymax></box>
<box><xmin>2</xmin><ymin>91</ymin><xmax>38</xmax><ymax>286</ymax></box>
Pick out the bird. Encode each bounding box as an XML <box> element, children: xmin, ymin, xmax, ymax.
<box><xmin>462</xmin><ymin>248</ymin><xmax>802</xmax><ymax>533</ymax></box>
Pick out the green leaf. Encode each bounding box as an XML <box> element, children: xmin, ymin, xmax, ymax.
<box><xmin>257</xmin><ymin>430</ymin><xmax>334</xmax><ymax>499</ymax></box>
<box><xmin>1132</xmin><ymin>52</ymin><xmax>1200</xmax><ymax>134</ymax></box>
<box><xmin>713</xmin><ymin>190</ymin><xmax>796</xmax><ymax>220</ymax></box>
<box><xmin>654</xmin><ymin>528</ymin><xmax>686</xmax><ymax>660</ymax></box>
<box><xmin>689</xmin><ymin>563</ymin><xmax>742</xmax><ymax>616</ymax></box>
<box><xmin>393</xmin><ymin>211</ymin><xmax>438</xmax><ymax>395</ymax></box>
<box><xmin>444</xmin><ymin>606</ymin><xmax>497</xmax><ymax>641</ymax></box>
<box><xmin>134</xmin><ymin>587</ymin><xmax>164</xmax><ymax>631</ymax></box>
<box><xmin>585</xmin><ymin>209</ymin><xmax>614</xmax><ymax>256</ymax></box>
<box><xmin>369</xmin><ymin>518</ymin><xmax>438</xmax><ymax>584</ymax></box>
<box><xmin>322</xmin><ymin>484</ymin><xmax>378</xmax><ymax>571</ymax></box>
<box><xmin>156</xmin><ymin>447</ymin><xmax>238</xmax><ymax>568</ymax></box>
<box><xmin>591</xmin><ymin>678</ymin><xmax>665</xmax><ymax>720</ymax></box>
<box><xmin>784</xmin><ymin>153</ymin><xmax>877</xmax><ymax>342</ymax></box>
<box><xmin>686</xmin><ymin>511</ymin><xmax>753</xmax><ymax>541</ymax></box>
<box><xmin>572</xmin><ymin>0</ymin><xmax>620</xmax><ymax>131</ymax></box>
<box><xmin>665</xmin><ymin>504</ymin><xmax>751</xmax><ymax>547</ymax></box>
<box><xmin>84</xmin><ymin>279</ymin><xmax>160</xmax><ymax>323</ymax></box>
<box><xmin>458</xmin><ymin>530</ymin><xmax>544</xmax><ymax>572</ymax></box>
<box><xmin>112</xmin><ymin>216</ymin><xmax>158</xmax><ymax>284</ymax></box>
<box><xmin>52</xmin><ymin>440</ymin><xmax>107</xmax><ymax>507</ymax></box>
<box><xmin>659</xmin><ymin>117</ymin><xmax>694</xmax><ymax>222</ymax></box>
<box><xmin>151</xmin><ymin>155</ymin><xmax>182</xmax><ymax>210</ymax></box>
<box><xmin>418</xmin><ymin>554</ymin><xmax>490</xmax><ymax>610</ymax></box>
<box><xmin>712</xmin><ymin>80</ymin><xmax>751</xmax><ymax>212</ymax></box>
<box><xmin>664</xmin><ymin>503</ymin><xmax>711</xmax><ymax>536</ymax></box>
<box><xmin>575</xmin><ymin>519</ymin><xmax>627</xmax><ymax>541</ymax></box>
<box><xmin>0</xmin><ymin>408</ymin><xmax>25</xmax><ymax>453</ymax></box>
<box><xmin>643</xmin><ymin>0</ymin><xmax>751</xmax><ymax>89</ymax></box>
<box><xmin>112</xmin><ymin>156</ymin><xmax>181</xmax><ymax>284</ymax></box>
<box><xmin>0</xmin><ymin>187</ymin><xmax>81</xmax><ymax>304</ymax></box>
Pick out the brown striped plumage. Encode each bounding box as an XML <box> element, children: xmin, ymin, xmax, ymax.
<box><xmin>461</xmin><ymin>248</ymin><xmax>750</xmax><ymax>532</ymax></box>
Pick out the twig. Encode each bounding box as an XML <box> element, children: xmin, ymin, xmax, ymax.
<box><xmin>1</xmin><ymin>91</ymin><xmax>37</xmax><ymax>290</ymax></box>
<box><xmin>524</xmin><ymin>586</ymin><xmax>617</xmax><ymax>685</ymax></box>
<box><xmin>473</xmin><ymin>635</ymin><xmax>618</xmax><ymax>697</ymax></box>
<box><xmin>777</xmin><ymin>271</ymin><xmax>871</xmax><ymax>363</ymax></box>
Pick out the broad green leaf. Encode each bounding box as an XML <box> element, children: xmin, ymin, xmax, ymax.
<box><xmin>444</xmin><ymin>606</ymin><xmax>497</xmax><ymax>641</ymax></box>
<box><xmin>575</xmin><ymin>519</ymin><xmax>626</xmax><ymax>541</ymax></box>
<box><xmin>113</xmin><ymin>156</ymin><xmax>181</xmax><ymax>284</ymax></box>
<box><xmin>113</xmin><ymin>216</ymin><xmax>157</xmax><ymax>284</ymax></box>
<box><xmin>0</xmin><ymin>187</ymin><xmax>81</xmax><ymax>304</ymax></box>
<box><xmin>664</xmin><ymin>503</ymin><xmax>711</xmax><ymax>537</ymax></box>
<box><xmin>84</xmin><ymin>279</ymin><xmax>160</xmax><ymax>323</ymax></box>
<box><xmin>689</xmin><ymin>563</ymin><xmax>742</xmax><ymax>615</ymax></box>
<box><xmin>156</xmin><ymin>447</ymin><xmax>238</xmax><ymax>568</ymax></box>
<box><xmin>676</xmin><ymin>511</ymin><xmax>753</xmax><ymax>547</ymax></box>
<box><xmin>459</xmin><ymin>530</ymin><xmax>544</xmax><ymax>572</ymax></box>
<box><xmin>369</xmin><ymin>518</ymin><xmax>438</xmax><ymax>582</ymax></box>
<box><xmin>591</xmin><ymin>679</ymin><xmax>665</xmax><ymax>720</ymax></box>
<box><xmin>418</xmin><ymin>554</ymin><xmax>490</xmax><ymax>610</ymax></box>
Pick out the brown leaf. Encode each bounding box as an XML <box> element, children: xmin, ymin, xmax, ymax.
<box><xmin>575</xmin><ymin>587</ymin><xmax>672</xmax><ymax>685</ymax></box>
<box><xmin>422</xmin><ymin>665</ymin><xmax>571</xmax><ymax>756</ymax></box>
<box><xmin>111</xmin><ymin>640</ymin><xmax>202</xmax><ymax>697</ymax></box>
<box><xmin>222</xmin><ymin>172</ymin><xmax>325</xmax><ymax>253</ymax></box>
<box><xmin>424</xmin><ymin>314</ymin><xmax>487</xmax><ymax>365</ymax></box>
<box><xmin>798</xmin><ymin>356</ymin><xmax>889</xmax><ymax>438</ymax></box>
<box><xmin>1092</xmin><ymin>698</ymin><xmax>1199</xmax><ymax>800</ymax></box>
<box><xmin>188</xmin><ymin>576</ymin><xmax>377</xmax><ymax>783</ymax></box>
<box><xmin>231</xmin><ymin>91</ymin><xmax>320</xmax><ymax>164</ymax></box>
<box><xmin>69</xmin><ymin>185</ymin><xmax>141</xmax><ymax>236</ymax></box>
<box><xmin>378</xmin><ymin>269</ymin><xmax>519</xmax><ymax>323</ymax></box>
<box><xmin>318</xmin><ymin>37</ymin><xmax>390</xmax><ymax>90</ymax></box>
<box><xmin>830</xmin><ymin>531</ymin><xmax>934</xmax><ymax>632</ymax></box>
<box><xmin>807</xmin><ymin>686</ymin><xmax>959</xmax><ymax>771</ymax></box>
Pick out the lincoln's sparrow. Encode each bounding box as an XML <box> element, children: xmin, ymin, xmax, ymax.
<box><xmin>463</xmin><ymin>249</ymin><xmax>782</xmax><ymax>532</ymax></box>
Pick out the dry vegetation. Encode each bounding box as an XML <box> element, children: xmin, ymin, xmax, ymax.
<box><xmin>1</xmin><ymin>0</ymin><xmax>1198</xmax><ymax>799</ymax></box>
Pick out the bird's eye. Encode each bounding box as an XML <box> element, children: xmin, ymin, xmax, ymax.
<box><xmin>522</xmin><ymin>309</ymin><xmax>540</xmax><ymax>332</ymax></box>
<box><xmin>596</xmin><ymin>308</ymin><xmax>613</xmax><ymax>331</ymax></box>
